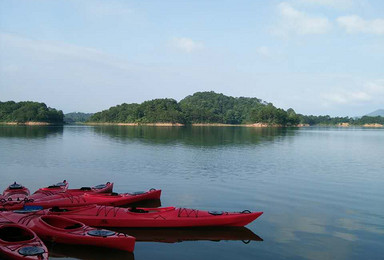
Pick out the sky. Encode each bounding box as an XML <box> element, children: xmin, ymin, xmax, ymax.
<box><xmin>0</xmin><ymin>0</ymin><xmax>383</xmax><ymax>116</ymax></box>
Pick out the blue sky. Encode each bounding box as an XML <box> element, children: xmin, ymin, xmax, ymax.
<box><xmin>0</xmin><ymin>0</ymin><xmax>383</xmax><ymax>116</ymax></box>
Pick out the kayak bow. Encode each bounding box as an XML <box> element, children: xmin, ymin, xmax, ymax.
<box><xmin>2</xmin><ymin>182</ymin><xmax>30</xmax><ymax>201</ymax></box>
<box><xmin>0</xmin><ymin>216</ymin><xmax>48</xmax><ymax>260</ymax></box>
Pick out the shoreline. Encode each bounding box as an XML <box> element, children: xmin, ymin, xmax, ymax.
<box><xmin>86</xmin><ymin>122</ymin><xmax>288</xmax><ymax>127</ymax></box>
<box><xmin>85</xmin><ymin>122</ymin><xmax>384</xmax><ymax>128</ymax></box>
<box><xmin>1</xmin><ymin>121</ymin><xmax>382</xmax><ymax>128</ymax></box>
<box><xmin>0</xmin><ymin>121</ymin><xmax>56</xmax><ymax>126</ymax></box>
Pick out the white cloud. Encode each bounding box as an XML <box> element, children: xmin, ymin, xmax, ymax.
<box><xmin>0</xmin><ymin>33</ymin><xmax>133</xmax><ymax>71</ymax></box>
<box><xmin>171</xmin><ymin>37</ymin><xmax>204</xmax><ymax>53</ymax></box>
<box><xmin>1</xmin><ymin>33</ymin><xmax>103</xmax><ymax>59</ymax></box>
<box><xmin>274</xmin><ymin>2</ymin><xmax>332</xmax><ymax>36</ymax></box>
<box><xmin>256</xmin><ymin>46</ymin><xmax>272</xmax><ymax>57</ymax></box>
<box><xmin>323</xmin><ymin>91</ymin><xmax>371</xmax><ymax>104</ymax></box>
<box><xmin>337</xmin><ymin>15</ymin><xmax>384</xmax><ymax>35</ymax></box>
<box><xmin>322</xmin><ymin>79</ymin><xmax>384</xmax><ymax>105</ymax></box>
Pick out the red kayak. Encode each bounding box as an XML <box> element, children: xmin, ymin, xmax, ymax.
<box><xmin>29</xmin><ymin>180</ymin><xmax>69</xmax><ymax>200</ymax></box>
<box><xmin>2</xmin><ymin>182</ymin><xmax>30</xmax><ymax>201</ymax></box>
<box><xmin>29</xmin><ymin>182</ymin><xmax>113</xmax><ymax>201</ymax></box>
<box><xmin>40</xmin><ymin>205</ymin><xmax>262</xmax><ymax>227</ymax></box>
<box><xmin>1</xmin><ymin>181</ymin><xmax>69</xmax><ymax>210</ymax></box>
<box><xmin>28</xmin><ymin>189</ymin><xmax>161</xmax><ymax>208</ymax></box>
<box><xmin>1</xmin><ymin>189</ymin><xmax>161</xmax><ymax>211</ymax></box>
<box><xmin>0</xmin><ymin>216</ymin><xmax>48</xmax><ymax>260</ymax></box>
<box><xmin>1</xmin><ymin>212</ymin><xmax>135</xmax><ymax>252</ymax></box>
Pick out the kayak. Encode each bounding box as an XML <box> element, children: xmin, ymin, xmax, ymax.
<box><xmin>41</xmin><ymin>205</ymin><xmax>262</xmax><ymax>227</ymax></box>
<box><xmin>1</xmin><ymin>189</ymin><xmax>161</xmax><ymax>211</ymax></box>
<box><xmin>2</xmin><ymin>182</ymin><xmax>30</xmax><ymax>201</ymax></box>
<box><xmin>29</xmin><ymin>180</ymin><xmax>69</xmax><ymax>200</ymax></box>
<box><xmin>27</xmin><ymin>189</ymin><xmax>161</xmax><ymax>209</ymax></box>
<box><xmin>66</xmin><ymin>182</ymin><xmax>114</xmax><ymax>195</ymax></box>
<box><xmin>0</xmin><ymin>216</ymin><xmax>48</xmax><ymax>260</ymax></box>
<box><xmin>1</xmin><ymin>181</ymin><xmax>68</xmax><ymax>209</ymax></box>
<box><xmin>0</xmin><ymin>212</ymin><xmax>135</xmax><ymax>252</ymax></box>
<box><xmin>29</xmin><ymin>182</ymin><xmax>113</xmax><ymax>201</ymax></box>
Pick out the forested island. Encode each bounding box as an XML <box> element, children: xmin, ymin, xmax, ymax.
<box><xmin>0</xmin><ymin>101</ymin><xmax>63</xmax><ymax>124</ymax></box>
<box><xmin>1</xmin><ymin>92</ymin><xmax>383</xmax><ymax>127</ymax></box>
<box><xmin>88</xmin><ymin>91</ymin><xmax>384</xmax><ymax>127</ymax></box>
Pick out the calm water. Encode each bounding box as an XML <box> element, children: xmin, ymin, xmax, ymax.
<box><xmin>0</xmin><ymin>125</ymin><xmax>383</xmax><ymax>260</ymax></box>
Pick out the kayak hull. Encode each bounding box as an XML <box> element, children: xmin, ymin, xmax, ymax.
<box><xmin>1</xmin><ymin>213</ymin><xmax>135</xmax><ymax>252</ymax></box>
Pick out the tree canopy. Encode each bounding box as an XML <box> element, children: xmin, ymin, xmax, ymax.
<box><xmin>0</xmin><ymin>101</ymin><xmax>63</xmax><ymax>123</ymax></box>
<box><xmin>88</xmin><ymin>92</ymin><xmax>300</xmax><ymax>125</ymax></box>
<box><xmin>88</xmin><ymin>91</ymin><xmax>383</xmax><ymax>126</ymax></box>
<box><xmin>89</xmin><ymin>99</ymin><xmax>184</xmax><ymax>123</ymax></box>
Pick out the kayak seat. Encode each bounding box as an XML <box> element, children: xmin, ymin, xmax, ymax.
<box><xmin>208</xmin><ymin>211</ymin><xmax>224</xmax><ymax>216</ymax></box>
<box><xmin>9</xmin><ymin>182</ymin><xmax>23</xmax><ymax>189</ymax></box>
<box><xmin>93</xmin><ymin>184</ymin><xmax>107</xmax><ymax>189</ymax></box>
<box><xmin>129</xmin><ymin>207</ymin><xmax>149</xmax><ymax>213</ymax></box>
<box><xmin>80</xmin><ymin>187</ymin><xmax>92</xmax><ymax>191</ymax></box>
<box><xmin>50</xmin><ymin>207</ymin><xmax>69</xmax><ymax>212</ymax></box>
<box><xmin>64</xmin><ymin>223</ymin><xmax>82</xmax><ymax>229</ymax></box>
<box><xmin>47</xmin><ymin>185</ymin><xmax>60</xmax><ymax>188</ymax></box>
<box><xmin>48</xmin><ymin>182</ymin><xmax>66</xmax><ymax>188</ymax></box>
<box><xmin>129</xmin><ymin>191</ymin><xmax>145</xmax><ymax>196</ymax></box>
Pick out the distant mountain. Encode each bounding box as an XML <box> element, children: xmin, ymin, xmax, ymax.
<box><xmin>365</xmin><ymin>109</ymin><xmax>384</xmax><ymax>117</ymax></box>
<box><xmin>64</xmin><ymin>112</ymin><xmax>93</xmax><ymax>123</ymax></box>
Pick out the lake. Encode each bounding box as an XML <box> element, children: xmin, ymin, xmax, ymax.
<box><xmin>0</xmin><ymin>125</ymin><xmax>383</xmax><ymax>260</ymax></box>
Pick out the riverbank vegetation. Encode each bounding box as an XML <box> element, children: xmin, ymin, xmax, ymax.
<box><xmin>0</xmin><ymin>101</ymin><xmax>63</xmax><ymax>124</ymax></box>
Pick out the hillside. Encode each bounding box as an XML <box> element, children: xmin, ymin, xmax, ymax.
<box><xmin>365</xmin><ymin>109</ymin><xmax>384</xmax><ymax>117</ymax></box>
<box><xmin>88</xmin><ymin>91</ymin><xmax>300</xmax><ymax>126</ymax></box>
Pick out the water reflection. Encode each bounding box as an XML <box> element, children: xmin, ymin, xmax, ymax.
<box><xmin>48</xmin><ymin>243</ymin><xmax>134</xmax><ymax>260</ymax></box>
<box><xmin>92</xmin><ymin>126</ymin><xmax>295</xmax><ymax>147</ymax></box>
<box><xmin>0</xmin><ymin>125</ymin><xmax>63</xmax><ymax>138</ymax></box>
<box><xmin>111</xmin><ymin>227</ymin><xmax>262</xmax><ymax>243</ymax></box>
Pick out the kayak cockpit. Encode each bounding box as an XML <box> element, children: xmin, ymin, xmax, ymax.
<box><xmin>40</xmin><ymin>215</ymin><xmax>84</xmax><ymax>230</ymax></box>
<box><xmin>0</xmin><ymin>225</ymin><xmax>35</xmax><ymax>242</ymax></box>
<box><xmin>7</xmin><ymin>182</ymin><xmax>24</xmax><ymax>190</ymax></box>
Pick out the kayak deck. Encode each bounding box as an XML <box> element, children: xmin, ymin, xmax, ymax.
<box><xmin>42</xmin><ymin>205</ymin><xmax>262</xmax><ymax>227</ymax></box>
